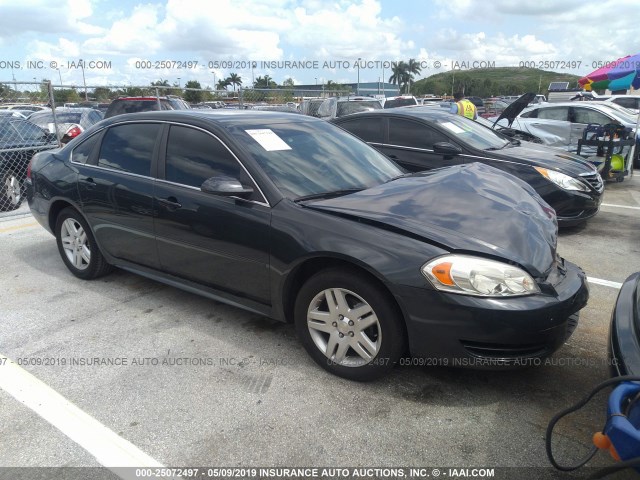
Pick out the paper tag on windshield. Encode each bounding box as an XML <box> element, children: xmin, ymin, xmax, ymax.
<box><xmin>441</xmin><ymin>122</ymin><xmax>465</xmax><ymax>134</ymax></box>
<box><xmin>47</xmin><ymin>123</ymin><xmax>56</xmax><ymax>134</ymax></box>
<box><xmin>245</xmin><ymin>129</ymin><xmax>291</xmax><ymax>151</ymax></box>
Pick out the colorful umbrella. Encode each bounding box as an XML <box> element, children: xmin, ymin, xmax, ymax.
<box><xmin>579</xmin><ymin>54</ymin><xmax>640</xmax><ymax>91</ymax></box>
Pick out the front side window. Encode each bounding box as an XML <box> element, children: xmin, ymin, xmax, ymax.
<box><xmin>97</xmin><ymin>123</ymin><xmax>160</xmax><ymax>176</ymax></box>
<box><xmin>572</xmin><ymin>108</ymin><xmax>613</xmax><ymax>125</ymax></box>
<box><xmin>537</xmin><ymin>107</ymin><xmax>569</xmax><ymax>121</ymax></box>
<box><xmin>165</xmin><ymin>126</ymin><xmax>241</xmax><ymax>188</ymax></box>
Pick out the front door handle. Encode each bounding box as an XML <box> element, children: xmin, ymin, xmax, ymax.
<box><xmin>388</xmin><ymin>154</ymin><xmax>398</xmax><ymax>159</ymax></box>
<box><xmin>158</xmin><ymin>197</ymin><xmax>182</xmax><ymax>210</ymax></box>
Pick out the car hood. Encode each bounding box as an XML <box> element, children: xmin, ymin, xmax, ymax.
<box><xmin>492</xmin><ymin>143</ymin><xmax>597</xmax><ymax>177</ymax></box>
<box><xmin>306</xmin><ymin>163</ymin><xmax>557</xmax><ymax>277</ymax></box>
<box><xmin>492</xmin><ymin>93</ymin><xmax>537</xmax><ymax>127</ymax></box>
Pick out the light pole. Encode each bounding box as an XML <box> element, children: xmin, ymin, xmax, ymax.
<box><xmin>315</xmin><ymin>77</ymin><xmax>317</xmax><ymax>85</ymax></box>
<box><xmin>55</xmin><ymin>67</ymin><xmax>62</xmax><ymax>86</ymax></box>
<box><xmin>80</xmin><ymin>60</ymin><xmax>88</xmax><ymax>100</ymax></box>
<box><xmin>382</xmin><ymin>66</ymin><xmax>385</xmax><ymax>97</ymax></box>
<box><xmin>356</xmin><ymin>57</ymin><xmax>361</xmax><ymax>95</ymax></box>
<box><xmin>177</xmin><ymin>77</ymin><xmax>181</xmax><ymax>89</ymax></box>
<box><xmin>212</xmin><ymin>71</ymin><xmax>216</xmax><ymax>90</ymax></box>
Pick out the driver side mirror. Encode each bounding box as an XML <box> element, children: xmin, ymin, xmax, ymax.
<box><xmin>201</xmin><ymin>175</ymin><xmax>254</xmax><ymax>198</ymax></box>
<box><xmin>433</xmin><ymin>142</ymin><xmax>462</xmax><ymax>158</ymax></box>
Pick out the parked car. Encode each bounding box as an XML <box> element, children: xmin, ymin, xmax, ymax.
<box><xmin>313</xmin><ymin>96</ymin><xmax>382</xmax><ymax>119</ymax></box>
<box><xmin>383</xmin><ymin>96</ymin><xmax>418</xmax><ymax>108</ymax></box>
<box><xmin>609</xmin><ymin>272</ymin><xmax>640</xmax><ymax>376</ymax></box>
<box><xmin>332</xmin><ymin>107</ymin><xmax>603</xmax><ymax>227</ymax></box>
<box><xmin>27</xmin><ymin>110</ymin><xmax>588</xmax><ymax>380</ymax></box>
<box><xmin>0</xmin><ymin>117</ymin><xmax>57</xmax><ymax>210</ymax></box>
<box><xmin>28</xmin><ymin>107</ymin><xmax>103</xmax><ymax>144</ymax></box>
<box><xmin>497</xmin><ymin>101</ymin><xmax>640</xmax><ymax>166</ymax></box>
<box><xmin>104</xmin><ymin>96</ymin><xmax>190</xmax><ymax>118</ymax></box>
<box><xmin>0</xmin><ymin>104</ymin><xmax>49</xmax><ymax>112</ymax></box>
<box><xmin>603</xmin><ymin>95</ymin><xmax>640</xmax><ymax>113</ymax></box>
<box><xmin>0</xmin><ymin>110</ymin><xmax>28</xmax><ymax>119</ymax></box>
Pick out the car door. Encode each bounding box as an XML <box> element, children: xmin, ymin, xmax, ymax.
<box><xmin>76</xmin><ymin>122</ymin><xmax>161</xmax><ymax>269</ymax></box>
<box><xmin>570</xmin><ymin>106</ymin><xmax>617</xmax><ymax>153</ymax></box>
<box><xmin>381</xmin><ymin>118</ymin><xmax>459</xmax><ymax>172</ymax></box>
<box><xmin>154</xmin><ymin>124</ymin><xmax>271</xmax><ymax>304</ymax></box>
<box><xmin>518</xmin><ymin>106</ymin><xmax>571</xmax><ymax>149</ymax></box>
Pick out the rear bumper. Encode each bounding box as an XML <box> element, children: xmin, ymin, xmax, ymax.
<box><xmin>397</xmin><ymin>259</ymin><xmax>589</xmax><ymax>367</ymax></box>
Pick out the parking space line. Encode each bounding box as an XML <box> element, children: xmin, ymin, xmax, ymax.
<box><xmin>0</xmin><ymin>354</ymin><xmax>166</xmax><ymax>476</ymax></box>
<box><xmin>0</xmin><ymin>222</ymin><xmax>38</xmax><ymax>234</ymax></box>
<box><xmin>601</xmin><ymin>203</ymin><xmax>640</xmax><ymax>211</ymax></box>
<box><xmin>587</xmin><ymin>277</ymin><xmax>623</xmax><ymax>289</ymax></box>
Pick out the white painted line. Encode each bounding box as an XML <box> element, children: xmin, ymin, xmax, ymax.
<box><xmin>0</xmin><ymin>354</ymin><xmax>170</xmax><ymax>478</ymax></box>
<box><xmin>587</xmin><ymin>277</ymin><xmax>623</xmax><ymax>289</ymax></box>
<box><xmin>601</xmin><ymin>203</ymin><xmax>640</xmax><ymax>211</ymax></box>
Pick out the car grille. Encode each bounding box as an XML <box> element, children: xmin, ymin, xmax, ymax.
<box><xmin>580</xmin><ymin>172</ymin><xmax>604</xmax><ymax>193</ymax></box>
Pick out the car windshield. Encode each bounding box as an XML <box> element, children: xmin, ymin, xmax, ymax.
<box><xmin>434</xmin><ymin>114</ymin><xmax>510</xmax><ymax>150</ymax></box>
<box><xmin>337</xmin><ymin>101</ymin><xmax>381</xmax><ymax>117</ymax></box>
<box><xmin>229</xmin><ymin>120</ymin><xmax>402</xmax><ymax>199</ymax></box>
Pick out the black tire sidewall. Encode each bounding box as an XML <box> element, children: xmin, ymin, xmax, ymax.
<box><xmin>55</xmin><ymin>208</ymin><xmax>103</xmax><ymax>279</ymax></box>
<box><xmin>294</xmin><ymin>268</ymin><xmax>405</xmax><ymax>381</ymax></box>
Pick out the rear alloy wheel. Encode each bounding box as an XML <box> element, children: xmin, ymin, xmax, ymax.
<box><xmin>55</xmin><ymin>208</ymin><xmax>113</xmax><ymax>279</ymax></box>
<box><xmin>295</xmin><ymin>268</ymin><xmax>405</xmax><ymax>381</ymax></box>
<box><xmin>0</xmin><ymin>171</ymin><xmax>22</xmax><ymax>211</ymax></box>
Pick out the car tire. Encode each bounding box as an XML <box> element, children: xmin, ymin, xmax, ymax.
<box><xmin>55</xmin><ymin>207</ymin><xmax>113</xmax><ymax>279</ymax></box>
<box><xmin>0</xmin><ymin>170</ymin><xmax>23</xmax><ymax>211</ymax></box>
<box><xmin>294</xmin><ymin>268</ymin><xmax>405</xmax><ymax>381</ymax></box>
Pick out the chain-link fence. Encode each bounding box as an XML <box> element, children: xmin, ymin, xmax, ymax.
<box><xmin>0</xmin><ymin>81</ymin><xmax>354</xmax><ymax>211</ymax></box>
<box><xmin>0</xmin><ymin>81</ymin><xmax>58</xmax><ymax>211</ymax></box>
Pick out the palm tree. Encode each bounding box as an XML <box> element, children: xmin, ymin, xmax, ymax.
<box><xmin>216</xmin><ymin>79</ymin><xmax>230</xmax><ymax>91</ymax></box>
<box><xmin>405</xmin><ymin>58</ymin><xmax>422</xmax><ymax>94</ymax></box>
<box><xmin>389</xmin><ymin>61</ymin><xmax>408</xmax><ymax>93</ymax></box>
<box><xmin>226</xmin><ymin>73</ymin><xmax>242</xmax><ymax>92</ymax></box>
<box><xmin>253</xmin><ymin>75</ymin><xmax>277</xmax><ymax>88</ymax></box>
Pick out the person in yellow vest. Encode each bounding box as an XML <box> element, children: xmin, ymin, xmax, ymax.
<box><xmin>450</xmin><ymin>91</ymin><xmax>477</xmax><ymax>120</ymax></box>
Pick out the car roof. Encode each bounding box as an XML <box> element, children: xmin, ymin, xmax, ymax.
<box><xmin>96</xmin><ymin>109</ymin><xmax>319</xmax><ymax>127</ymax></box>
<box><xmin>333</xmin><ymin>105</ymin><xmax>454</xmax><ymax>122</ymax></box>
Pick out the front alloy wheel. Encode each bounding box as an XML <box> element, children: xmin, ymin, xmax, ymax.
<box><xmin>307</xmin><ymin>288</ymin><xmax>381</xmax><ymax>367</ymax></box>
<box><xmin>295</xmin><ymin>268</ymin><xmax>405</xmax><ymax>381</ymax></box>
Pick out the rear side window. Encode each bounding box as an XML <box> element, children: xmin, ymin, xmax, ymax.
<box><xmin>337</xmin><ymin>118</ymin><xmax>384</xmax><ymax>143</ymax></box>
<box><xmin>72</xmin><ymin>133</ymin><xmax>100</xmax><ymax>164</ymax></box>
<box><xmin>389</xmin><ymin>119</ymin><xmax>447</xmax><ymax>149</ymax></box>
<box><xmin>98</xmin><ymin>123</ymin><xmax>160</xmax><ymax>176</ymax></box>
<box><xmin>572</xmin><ymin>107</ymin><xmax>612</xmax><ymax>125</ymax></box>
<box><xmin>165</xmin><ymin>125</ymin><xmax>241</xmax><ymax>188</ymax></box>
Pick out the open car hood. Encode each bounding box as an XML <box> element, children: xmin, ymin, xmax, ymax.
<box><xmin>492</xmin><ymin>92</ymin><xmax>537</xmax><ymax>128</ymax></box>
<box><xmin>306</xmin><ymin>163</ymin><xmax>558</xmax><ymax>278</ymax></box>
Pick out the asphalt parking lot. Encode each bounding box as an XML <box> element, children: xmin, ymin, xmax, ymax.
<box><xmin>1</xmin><ymin>175</ymin><xmax>639</xmax><ymax>479</ymax></box>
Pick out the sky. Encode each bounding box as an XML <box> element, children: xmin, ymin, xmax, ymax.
<box><xmin>0</xmin><ymin>0</ymin><xmax>639</xmax><ymax>90</ymax></box>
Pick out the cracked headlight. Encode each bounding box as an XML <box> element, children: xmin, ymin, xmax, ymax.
<box><xmin>422</xmin><ymin>254</ymin><xmax>540</xmax><ymax>297</ymax></box>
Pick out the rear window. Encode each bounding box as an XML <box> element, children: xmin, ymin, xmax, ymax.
<box><xmin>336</xmin><ymin>101</ymin><xmax>381</xmax><ymax>117</ymax></box>
<box><xmin>30</xmin><ymin>112</ymin><xmax>82</xmax><ymax>125</ymax></box>
<box><xmin>384</xmin><ymin>98</ymin><xmax>418</xmax><ymax>108</ymax></box>
<box><xmin>105</xmin><ymin>99</ymin><xmax>169</xmax><ymax>118</ymax></box>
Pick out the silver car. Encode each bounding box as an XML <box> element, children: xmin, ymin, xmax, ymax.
<box><xmin>500</xmin><ymin>102</ymin><xmax>639</xmax><ymax>159</ymax></box>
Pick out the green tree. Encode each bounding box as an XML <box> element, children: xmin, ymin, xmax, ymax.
<box><xmin>405</xmin><ymin>58</ymin><xmax>422</xmax><ymax>93</ymax></box>
<box><xmin>217</xmin><ymin>79</ymin><xmax>230</xmax><ymax>91</ymax></box>
<box><xmin>226</xmin><ymin>73</ymin><xmax>242</xmax><ymax>92</ymax></box>
<box><xmin>282</xmin><ymin>77</ymin><xmax>295</xmax><ymax>87</ymax></box>
<box><xmin>253</xmin><ymin>75</ymin><xmax>277</xmax><ymax>88</ymax></box>
<box><xmin>389</xmin><ymin>61</ymin><xmax>408</xmax><ymax>93</ymax></box>
<box><xmin>92</xmin><ymin>87</ymin><xmax>113</xmax><ymax>101</ymax></box>
<box><xmin>184</xmin><ymin>80</ymin><xmax>203</xmax><ymax>103</ymax></box>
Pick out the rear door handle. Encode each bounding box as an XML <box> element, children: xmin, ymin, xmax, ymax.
<box><xmin>158</xmin><ymin>197</ymin><xmax>182</xmax><ymax>210</ymax></box>
<box><xmin>82</xmin><ymin>177</ymin><xmax>97</xmax><ymax>189</ymax></box>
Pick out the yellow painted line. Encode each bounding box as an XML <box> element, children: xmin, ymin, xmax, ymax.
<box><xmin>0</xmin><ymin>221</ymin><xmax>38</xmax><ymax>233</ymax></box>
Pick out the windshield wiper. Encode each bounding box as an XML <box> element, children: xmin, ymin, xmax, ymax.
<box><xmin>294</xmin><ymin>188</ymin><xmax>364</xmax><ymax>203</ymax></box>
<box><xmin>485</xmin><ymin>143</ymin><xmax>510</xmax><ymax>151</ymax></box>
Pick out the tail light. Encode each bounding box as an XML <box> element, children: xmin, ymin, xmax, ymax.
<box><xmin>27</xmin><ymin>160</ymin><xmax>32</xmax><ymax>180</ymax></box>
<box><xmin>65</xmin><ymin>125</ymin><xmax>83</xmax><ymax>139</ymax></box>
